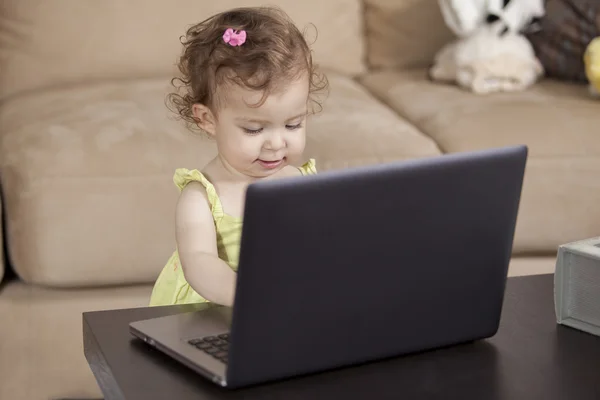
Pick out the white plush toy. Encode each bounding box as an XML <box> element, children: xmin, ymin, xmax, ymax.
<box><xmin>430</xmin><ymin>0</ymin><xmax>546</xmax><ymax>94</ymax></box>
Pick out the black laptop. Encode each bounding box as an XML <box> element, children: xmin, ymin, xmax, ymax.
<box><xmin>130</xmin><ymin>145</ymin><xmax>528</xmax><ymax>389</ymax></box>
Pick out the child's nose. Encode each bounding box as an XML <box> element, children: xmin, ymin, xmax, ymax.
<box><xmin>265</xmin><ymin>132</ymin><xmax>285</xmax><ymax>150</ymax></box>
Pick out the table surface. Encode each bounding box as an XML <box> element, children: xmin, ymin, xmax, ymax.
<box><xmin>83</xmin><ymin>274</ymin><xmax>600</xmax><ymax>400</ymax></box>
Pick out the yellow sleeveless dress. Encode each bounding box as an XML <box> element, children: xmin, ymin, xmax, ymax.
<box><xmin>149</xmin><ymin>159</ymin><xmax>317</xmax><ymax>306</ymax></box>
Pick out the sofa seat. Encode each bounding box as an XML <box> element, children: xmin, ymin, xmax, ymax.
<box><xmin>0</xmin><ymin>71</ymin><xmax>440</xmax><ymax>288</ymax></box>
<box><xmin>0</xmin><ymin>194</ymin><xmax>3</xmax><ymax>283</ymax></box>
<box><xmin>0</xmin><ymin>256</ymin><xmax>556</xmax><ymax>400</ymax></box>
<box><xmin>361</xmin><ymin>69</ymin><xmax>600</xmax><ymax>255</ymax></box>
<box><xmin>0</xmin><ymin>279</ymin><xmax>151</xmax><ymax>400</ymax></box>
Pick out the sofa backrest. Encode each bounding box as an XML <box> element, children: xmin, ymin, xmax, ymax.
<box><xmin>0</xmin><ymin>0</ymin><xmax>366</xmax><ymax>102</ymax></box>
<box><xmin>363</xmin><ymin>0</ymin><xmax>455</xmax><ymax>69</ymax></box>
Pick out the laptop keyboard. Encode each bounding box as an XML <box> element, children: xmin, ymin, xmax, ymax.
<box><xmin>188</xmin><ymin>333</ymin><xmax>230</xmax><ymax>364</ymax></box>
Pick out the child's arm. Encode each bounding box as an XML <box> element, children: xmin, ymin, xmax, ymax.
<box><xmin>175</xmin><ymin>182</ymin><xmax>237</xmax><ymax>307</ymax></box>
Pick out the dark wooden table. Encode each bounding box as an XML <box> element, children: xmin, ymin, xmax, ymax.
<box><xmin>83</xmin><ymin>274</ymin><xmax>600</xmax><ymax>400</ymax></box>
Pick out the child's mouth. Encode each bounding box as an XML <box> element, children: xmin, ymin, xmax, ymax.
<box><xmin>257</xmin><ymin>158</ymin><xmax>284</xmax><ymax>169</ymax></box>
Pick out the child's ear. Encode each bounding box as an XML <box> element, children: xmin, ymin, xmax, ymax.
<box><xmin>192</xmin><ymin>104</ymin><xmax>217</xmax><ymax>136</ymax></box>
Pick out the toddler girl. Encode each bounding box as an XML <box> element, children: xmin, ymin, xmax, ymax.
<box><xmin>150</xmin><ymin>6</ymin><xmax>328</xmax><ymax>307</ymax></box>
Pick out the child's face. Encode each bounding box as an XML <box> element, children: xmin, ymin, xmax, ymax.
<box><xmin>200</xmin><ymin>74</ymin><xmax>309</xmax><ymax>179</ymax></box>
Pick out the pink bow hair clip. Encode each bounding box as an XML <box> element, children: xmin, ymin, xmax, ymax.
<box><xmin>223</xmin><ymin>28</ymin><xmax>247</xmax><ymax>46</ymax></box>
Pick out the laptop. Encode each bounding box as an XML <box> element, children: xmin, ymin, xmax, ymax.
<box><xmin>130</xmin><ymin>145</ymin><xmax>528</xmax><ymax>389</ymax></box>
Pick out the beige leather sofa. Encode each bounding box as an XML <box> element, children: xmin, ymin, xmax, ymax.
<box><xmin>1</xmin><ymin>1</ymin><xmax>598</xmax><ymax>399</ymax></box>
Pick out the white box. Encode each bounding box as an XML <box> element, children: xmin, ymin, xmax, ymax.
<box><xmin>555</xmin><ymin>236</ymin><xmax>600</xmax><ymax>336</ymax></box>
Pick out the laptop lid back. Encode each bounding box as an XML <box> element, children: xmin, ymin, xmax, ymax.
<box><xmin>226</xmin><ymin>145</ymin><xmax>527</xmax><ymax>388</ymax></box>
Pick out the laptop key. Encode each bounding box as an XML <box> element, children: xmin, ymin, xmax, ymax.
<box><xmin>188</xmin><ymin>335</ymin><xmax>231</xmax><ymax>360</ymax></box>
<box><xmin>194</xmin><ymin>342</ymin><xmax>212</xmax><ymax>350</ymax></box>
<box><xmin>215</xmin><ymin>351</ymin><xmax>228</xmax><ymax>359</ymax></box>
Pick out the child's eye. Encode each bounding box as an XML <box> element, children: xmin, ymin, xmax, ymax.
<box><xmin>286</xmin><ymin>123</ymin><xmax>303</xmax><ymax>130</ymax></box>
<box><xmin>243</xmin><ymin>127</ymin><xmax>263</xmax><ymax>135</ymax></box>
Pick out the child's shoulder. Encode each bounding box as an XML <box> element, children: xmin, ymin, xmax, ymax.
<box><xmin>173</xmin><ymin>157</ymin><xmax>221</xmax><ymax>188</ymax></box>
<box><xmin>173</xmin><ymin>167</ymin><xmax>206</xmax><ymax>188</ymax></box>
<box><xmin>172</xmin><ymin>168</ymin><xmax>216</xmax><ymax>225</ymax></box>
<box><xmin>173</xmin><ymin>173</ymin><xmax>213</xmax><ymax>226</ymax></box>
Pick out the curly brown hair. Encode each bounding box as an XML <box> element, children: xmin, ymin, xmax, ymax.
<box><xmin>167</xmin><ymin>6</ymin><xmax>329</xmax><ymax>132</ymax></box>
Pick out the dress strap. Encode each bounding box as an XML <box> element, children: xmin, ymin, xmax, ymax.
<box><xmin>173</xmin><ymin>168</ymin><xmax>224</xmax><ymax>219</ymax></box>
<box><xmin>298</xmin><ymin>158</ymin><xmax>317</xmax><ymax>176</ymax></box>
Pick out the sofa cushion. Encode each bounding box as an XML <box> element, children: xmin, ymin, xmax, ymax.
<box><xmin>0</xmin><ymin>71</ymin><xmax>440</xmax><ymax>287</ymax></box>
<box><xmin>360</xmin><ymin>70</ymin><xmax>600</xmax><ymax>254</ymax></box>
<box><xmin>305</xmin><ymin>74</ymin><xmax>442</xmax><ymax>171</ymax></box>
<box><xmin>364</xmin><ymin>0</ymin><xmax>454</xmax><ymax>69</ymax></box>
<box><xmin>0</xmin><ymin>194</ymin><xmax>3</xmax><ymax>284</ymax></box>
<box><xmin>0</xmin><ymin>78</ymin><xmax>210</xmax><ymax>287</ymax></box>
<box><xmin>0</xmin><ymin>280</ymin><xmax>151</xmax><ymax>400</ymax></box>
<box><xmin>508</xmin><ymin>257</ymin><xmax>557</xmax><ymax>277</ymax></box>
<box><xmin>0</xmin><ymin>0</ymin><xmax>365</xmax><ymax>102</ymax></box>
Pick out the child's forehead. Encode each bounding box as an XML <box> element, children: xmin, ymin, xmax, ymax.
<box><xmin>219</xmin><ymin>76</ymin><xmax>309</xmax><ymax>112</ymax></box>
